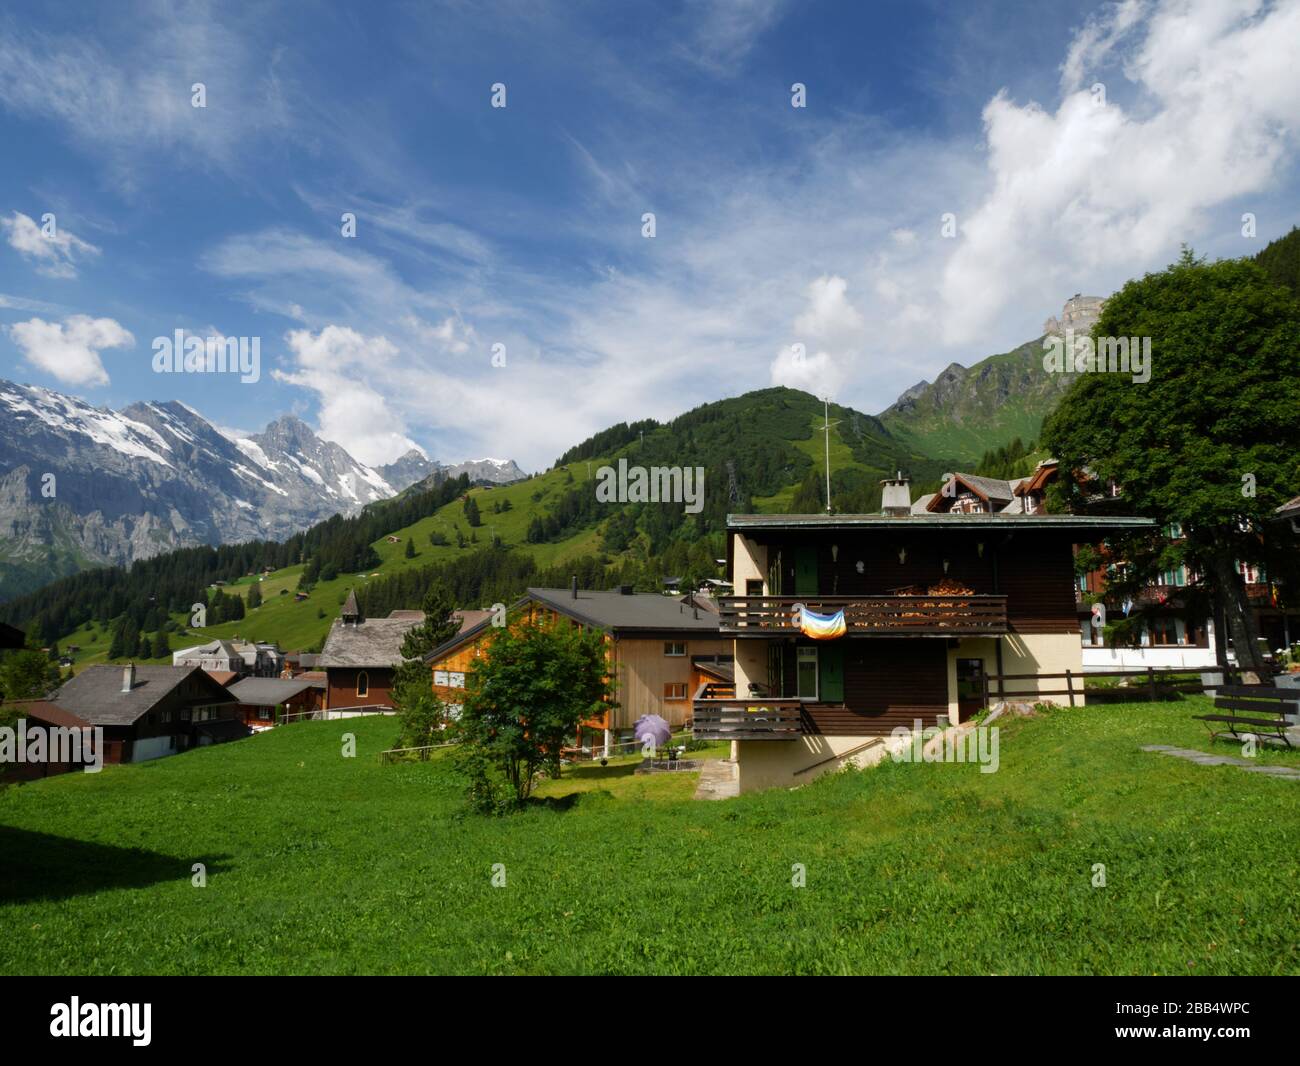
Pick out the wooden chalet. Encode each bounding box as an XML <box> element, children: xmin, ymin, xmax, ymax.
<box><xmin>49</xmin><ymin>664</ymin><xmax>243</xmax><ymax>763</ymax></box>
<box><xmin>226</xmin><ymin>675</ymin><xmax>325</xmax><ymax>730</ymax></box>
<box><xmin>699</xmin><ymin>477</ymin><xmax>1154</xmax><ymax>791</ymax></box>
<box><xmin>424</xmin><ymin>584</ymin><xmax>729</xmax><ymax>749</ymax></box>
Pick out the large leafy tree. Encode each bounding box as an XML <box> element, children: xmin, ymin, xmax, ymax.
<box><xmin>455</xmin><ymin>619</ymin><xmax>614</xmax><ymax>809</ymax></box>
<box><xmin>1043</xmin><ymin>250</ymin><xmax>1300</xmax><ymax>677</ymax></box>
<box><xmin>392</xmin><ymin>582</ymin><xmax>462</xmax><ymax>749</ymax></box>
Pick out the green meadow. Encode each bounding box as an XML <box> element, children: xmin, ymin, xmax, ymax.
<box><xmin>2</xmin><ymin>695</ymin><xmax>1297</xmax><ymax>975</ymax></box>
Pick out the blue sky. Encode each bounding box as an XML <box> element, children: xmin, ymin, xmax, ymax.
<box><xmin>2</xmin><ymin>0</ymin><xmax>1298</xmax><ymax>471</ymax></box>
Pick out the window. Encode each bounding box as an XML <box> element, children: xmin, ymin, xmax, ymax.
<box><xmin>1148</xmin><ymin>617</ymin><xmax>1187</xmax><ymax>646</ymax></box>
<box><xmin>664</xmin><ymin>642</ymin><xmax>686</xmax><ymax>657</ymax></box>
<box><xmin>447</xmin><ymin>671</ymin><xmax>465</xmax><ymax>688</ymax></box>
<box><xmin>357</xmin><ymin>671</ymin><xmax>369</xmax><ymax>698</ymax></box>
<box><xmin>664</xmin><ymin>682</ymin><xmax>687</xmax><ymax>701</ymax></box>
<box><xmin>258</xmin><ymin>708</ymin><xmax>271</xmax><ymax>721</ymax></box>
<box><xmin>433</xmin><ymin>669</ymin><xmax>449</xmax><ymax>686</ymax></box>
<box><xmin>797</xmin><ymin>647</ymin><xmax>819</xmax><ymax>700</ymax></box>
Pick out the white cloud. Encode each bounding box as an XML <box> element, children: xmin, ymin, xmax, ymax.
<box><xmin>193</xmin><ymin>1</ymin><xmax>1300</xmax><ymax>471</ymax></box>
<box><xmin>271</xmin><ymin>326</ymin><xmax>419</xmax><ymax>466</ymax></box>
<box><xmin>0</xmin><ymin>14</ymin><xmax>293</xmax><ymax>190</ymax></box>
<box><xmin>676</xmin><ymin>0</ymin><xmax>790</xmax><ymax>74</ymax></box>
<box><xmin>940</xmin><ymin>0</ymin><xmax>1300</xmax><ymax>343</ymax></box>
<box><xmin>1</xmin><ymin>211</ymin><xmax>100</xmax><ymax>278</ymax></box>
<box><xmin>9</xmin><ymin>314</ymin><xmax>134</xmax><ymax>386</ymax></box>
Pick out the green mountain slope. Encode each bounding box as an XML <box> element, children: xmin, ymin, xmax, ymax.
<box><xmin>0</xmin><ymin>388</ymin><xmax>955</xmax><ymax>662</ymax></box>
<box><xmin>877</xmin><ymin>338</ymin><xmax>1074</xmax><ymax>464</ymax></box>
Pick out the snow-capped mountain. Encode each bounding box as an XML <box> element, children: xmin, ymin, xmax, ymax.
<box><xmin>0</xmin><ymin>380</ymin><xmax>519</xmax><ymax>600</ymax></box>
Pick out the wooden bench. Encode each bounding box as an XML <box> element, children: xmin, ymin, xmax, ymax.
<box><xmin>1193</xmin><ymin>686</ymin><xmax>1297</xmax><ymax>748</ymax></box>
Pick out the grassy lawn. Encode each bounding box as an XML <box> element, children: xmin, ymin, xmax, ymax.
<box><xmin>1</xmin><ymin>695</ymin><xmax>1297</xmax><ymax>975</ymax></box>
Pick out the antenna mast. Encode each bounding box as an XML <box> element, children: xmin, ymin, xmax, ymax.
<box><xmin>820</xmin><ymin>397</ymin><xmax>841</xmax><ymax>515</ymax></box>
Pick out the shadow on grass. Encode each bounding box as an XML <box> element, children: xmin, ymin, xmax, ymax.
<box><xmin>526</xmin><ymin>790</ymin><xmax>615</xmax><ymax>812</ymax></box>
<box><xmin>0</xmin><ymin>826</ymin><xmax>231</xmax><ymax>904</ymax></box>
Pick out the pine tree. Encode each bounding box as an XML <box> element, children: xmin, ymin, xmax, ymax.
<box><xmin>151</xmin><ymin>630</ymin><xmax>171</xmax><ymax>659</ymax></box>
<box><xmin>405</xmin><ymin>538</ymin><xmax>416</xmax><ymax>559</ymax></box>
<box><xmin>464</xmin><ymin>496</ymin><xmax>482</xmax><ymax>528</ymax></box>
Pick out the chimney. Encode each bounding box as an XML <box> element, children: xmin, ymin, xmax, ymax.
<box><xmin>122</xmin><ymin>663</ymin><xmax>135</xmax><ymax>693</ymax></box>
<box><xmin>880</xmin><ymin>471</ymin><xmax>912</xmax><ymax>517</ymax></box>
<box><xmin>570</xmin><ymin>575</ymin><xmax>578</xmax><ymax>599</ymax></box>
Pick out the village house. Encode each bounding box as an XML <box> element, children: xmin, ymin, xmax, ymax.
<box><xmin>424</xmin><ymin>584</ymin><xmax>729</xmax><ymax>751</ymax></box>
<box><xmin>695</xmin><ymin>475</ymin><xmax>1153</xmax><ymax>792</ymax></box>
<box><xmin>49</xmin><ymin>664</ymin><xmax>243</xmax><ymax>764</ymax></box>
<box><xmin>317</xmin><ymin>591</ymin><xmax>425</xmax><ymax>711</ymax></box>
<box><xmin>0</xmin><ymin>700</ymin><xmax>96</xmax><ymax>781</ymax></box>
<box><xmin>172</xmin><ymin>638</ymin><xmax>243</xmax><ymax>674</ymax></box>
<box><xmin>226</xmin><ymin>675</ymin><xmax>325</xmax><ymax>730</ymax></box>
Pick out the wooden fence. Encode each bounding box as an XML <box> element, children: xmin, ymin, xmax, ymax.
<box><xmin>981</xmin><ymin>667</ymin><xmax>1243</xmax><ymax>709</ymax></box>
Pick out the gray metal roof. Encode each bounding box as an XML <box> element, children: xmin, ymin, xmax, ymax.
<box><xmin>728</xmin><ymin>513</ymin><xmax>1157</xmax><ymax>531</ymax></box>
<box><xmin>227</xmin><ymin>677</ymin><xmax>323</xmax><ymax>706</ymax></box>
<box><xmin>527</xmin><ymin>587</ymin><xmax>722</xmax><ymax>633</ymax></box>
<box><xmin>52</xmin><ymin>665</ymin><xmax>234</xmax><ymax>727</ymax></box>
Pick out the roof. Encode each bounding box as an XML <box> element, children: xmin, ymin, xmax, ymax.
<box><xmin>51</xmin><ymin>665</ymin><xmax>234</xmax><ymax>727</ymax></box>
<box><xmin>174</xmin><ymin>639</ymin><xmax>239</xmax><ymax>660</ymax></box>
<box><xmin>1276</xmin><ymin>494</ymin><xmax>1300</xmax><ymax>518</ymax></box>
<box><xmin>0</xmin><ymin>622</ymin><xmax>25</xmax><ymax>649</ymax></box>
<box><xmin>319</xmin><ymin>615</ymin><xmax>424</xmax><ymax>668</ymax></box>
<box><xmin>1015</xmin><ymin>460</ymin><xmax>1059</xmax><ymax>495</ymax></box>
<box><xmin>203</xmin><ymin>670</ymin><xmax>240</xmax><ymax>687</ymax></box>
<box><xmin>910</xmin><ymin>493</ymin><xmax>936</xmax><ymax>514</ymax></box>
<box><xmin>693</xmin><ymin>657</ymin><xmax>734</xmax><ymax>683</ymax></box>
<box><xmin>387</xmin><ymin>610</ymin><xmax>425</xmax><ymax>620</ymax></box>
<box><xmin>454</xmin><ymin>609</ymin><xmax>492</xmax><ymax>632</ymax></box>
<box><xmin>341</xmin><ymin>589</ymin><xmax>360</xmax><ymax>618</ymax></box>
<box><xmin>728</xmin><ymin>513</ymin><xmax>1157</xmax><ymax>532</ymax></box>
<box><xmin>287</xmin><ymin>652</ymin><xmax>320</xmax><ymax>668</ymax></box>
<box><xmin>526</xmin><ymin>587</ymin><xmax>723</xmax><ymax>634</ymax></box>
<box><xmin>227</xmin><ymin>677</ymin><xmax>322</xmax><ymax>706</ymax></box>
<box><xmin>5</xmin><ymin>699</ymin><xmax>90</xmax><ymax>729</ymax></box>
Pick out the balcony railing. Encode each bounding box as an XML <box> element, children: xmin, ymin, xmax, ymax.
<box><xmin>716</xmin><ymin>595</ymin><xmax>1008</xmax><ymax>636</ymax></box>
<box><xmin>692</xmin><ymin>683</ymin><xmax>802</xmax><ymax>740</ymax></box>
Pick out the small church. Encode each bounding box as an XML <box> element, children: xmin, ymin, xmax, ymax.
<box><xmin>317</xmin><ymin>590</ymin><xmax>426</xmax><ymax>711</ymax></box>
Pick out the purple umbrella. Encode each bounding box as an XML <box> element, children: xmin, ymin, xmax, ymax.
<box><xmin>634</xmin><ymin>713</ymin><xmax>672</xmax><ymax>751</ymax></box>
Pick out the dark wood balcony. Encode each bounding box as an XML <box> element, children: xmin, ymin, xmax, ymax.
<box><xmin>716</xmin><ymin>594</ymin><xmax>1009</xmax><ymax>636</ymax></box>
<box><xmin>692</xmin><ymin>683</ymin><xmax>802</xmax><ymax>740</ymax></box>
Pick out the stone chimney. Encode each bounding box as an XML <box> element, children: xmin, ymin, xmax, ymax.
<box><xmin>122</xmin><ymin>663</ymin><xmax>135</xmax><ymax>693</ymax></box>
<box><xmin>880</xmin><ymin>471</ymin><xmax>912</xmax><ymax>517</ymax></box>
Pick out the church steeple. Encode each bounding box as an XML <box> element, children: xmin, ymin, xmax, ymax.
<box><xmin>341</xmin><ymin>588</ymin><xmax>361</xmax><ymax>625</ymax></box>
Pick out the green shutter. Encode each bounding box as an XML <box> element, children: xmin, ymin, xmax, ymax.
<box><xmin>819</xmin><ymin>645</ymin><xmax>844</xmax><ymax>703</ymax></box>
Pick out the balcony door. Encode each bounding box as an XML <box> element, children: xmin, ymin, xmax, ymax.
<box><xmin>794</xmin><ymin>545</ymin><xmax>818</xmax><ymax>596</ymax></box>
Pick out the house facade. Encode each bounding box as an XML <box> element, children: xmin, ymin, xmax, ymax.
<box><xmin>424</xmin><ymin>585</ymin><xmax>729</xmax><ymax>750</ymax></box>
<box><xmin>697</xmin><ymin>482</ymin><xmax>1153</xmax><ymax>792</ymax></box>
<box><xmin>227</xmin><ymin>676</ymin><xmax>325</xmax><ymax>729</ymax></box>
<box><xmin>50</xmin><ymin>664</ymin><xmax>242</xmax><ymax>763</ymax></box>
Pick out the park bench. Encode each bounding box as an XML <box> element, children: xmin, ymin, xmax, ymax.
<box><xmin>1193</xmin><ymin>685</ymin><xmax>1297</xmax><ymax>748</ymax></box>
